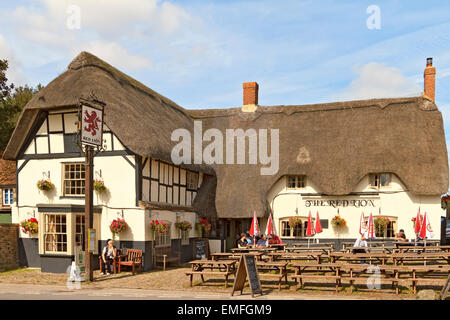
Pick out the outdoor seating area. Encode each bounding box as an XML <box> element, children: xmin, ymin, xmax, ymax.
<box><xmin>185</xmin><ymin>243</ymin><xmax>450</xmax><ymax>294</ymax></box>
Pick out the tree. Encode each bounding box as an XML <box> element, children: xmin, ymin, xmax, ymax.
<box><xmin>0</xmin><ymin>59</ymin><xmax>14</xmax><ymax>100</ymax></box>
<box><xmin>0</xmin><ymin>60</ymin><xmax>43</xmax><ymax>150</ymax></box>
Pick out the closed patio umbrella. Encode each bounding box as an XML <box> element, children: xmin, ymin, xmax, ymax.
<box><xmin>359</xmin><ymin>212</ymin><xmax>367</xmax><ymax>235</ymax></box>
<box><xmin>305</xmin><ymin>211</ymin><xmax>315</xmax><ymax>247</ymax></box>
<box><xmin>249</xmin><ymin>211</ymin><xmax>260</xmax><ymax>246</ymax></box>
<box><xmin>265</xmin><ymin>213</ymin><xmax>276</xmax><ymax>236</ymax></box>
<box><xmin>366</xmin><ymin>212</ymin><xmax>376</xmax><ymax>244</ymax></box>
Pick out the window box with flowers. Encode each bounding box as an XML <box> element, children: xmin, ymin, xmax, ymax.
<box><xmin>110</xmin><ymin>218</ymin><xmax>128</xmax><ymax>240</ymax></box>
<box><xmin>37</xmin><ymin>179</ymin><xmax>55</xmax><ymax>192</ymax></box>
<box><xmin>94</xmin><ymin>179</ymin><xmax>107</xmax><ymax>193</ymax></box>
<box><xmin>20</xmin><ymin>218</ymin><xmax>39</xmax><ymax>235</ymax></box>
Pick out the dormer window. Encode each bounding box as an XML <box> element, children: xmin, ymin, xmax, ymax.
<box><xmin>287</xmin><ymin>175</ymin><xmax>306</xmax><ymax>189</ymax></box>
<box><xmin>370</xmin><ymin>173</ymin><xmax>391</xmax><ymax>188</ymax></box>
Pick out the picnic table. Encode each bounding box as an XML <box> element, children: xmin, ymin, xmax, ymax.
<box><xmin>394</xmin><ymin>240</ymin><xmax>440</xmax><ymax>248</ymax></box>
<box><xmin>342</xmin><ymin>246</ymin><xmax>397</xmax><ymax>254</ymax></box>
<box><xmin>284</xmin><ymin>246</ymin><xmax>332</xmax><ymax>255</ymax></box>
<box><xmin>231</xmin><ymin>247</ymin><xmax>277</xmax><ymax>253</ymax></box>
<box><xmin>210</xmin><ymin>251</ymin><xmax>264</xmax><ymax>261</ymax></box>
<box><xmin>186</xmin><ymin>259</ymin><xmax>237</xmax><ymax>288</ymax></box>
<box><xmin>255</xmin><ymin>261</ymin><xmax>289</xmax><ymax>290</ymax></box>
<box><xmin>329</xmin><ymin>252</ymin><xmax>390</xmax><ymax>265</ymax></box>
<box><xmin>291</xmin><ymin>242</ymin><xmax>334</xmax><ymax>249</ymax></box>
<box><xmin>268</xmin><ymin>252</ymin><xmax>323</xmax><ymax>263</ymax></box>
<box><xmin>394</xmin><ymin>245</ymin><xmax>450</xmax><ymax>253</ymax></box>
<box><xmin>268</xmin><ymin>243</ymin><xmax>287</xmax><ymax>250</ymax></box>
<box><xmin>290</xmin><ymin>262</ymin><xmax>343</xmax><ymax>293</ymax></box>
<box><xmin>391</xmin><ymin>252</ymin><xmax>450</xmax><ymax>265</ymax></box>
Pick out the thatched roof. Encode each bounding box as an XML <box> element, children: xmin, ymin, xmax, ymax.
<box><xmin>2</xmin><ymin>51</ymin><xmax>212</xmax><ymax>174</ymax></box>
<box><xmin>3</xmin><ymin>52</ymin><xmax>448</xmax><ymax>219</ymax></box>
<box><xmin>188</xmin><ymin>97</ymin><xmax>449</xmax><ymax>218</ymax></box>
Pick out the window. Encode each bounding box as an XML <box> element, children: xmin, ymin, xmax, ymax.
<box><xmin>370</xmin><ymin>173</ymin><xmax>391</xmax><ymax>188</ymax></box>
<box><xmin>186</xmin><ymin>171</ymin><xmax>198</xmax><ymax>190</ymax></box>
<box><xmin>155</xmin><ymin>222</ymin><xmax>171</xmax><ymax>247</ymax></box>
<box><xmin>181</xmin><ymin>230</ymin><xmax>190</xmax><ymax>245</ymax></box>
<box><xmin>63</xmin><ymin>163</ymin><xmax>86</xmax><ymax>196</ymax></box>
<box><xmin>366</xmin><ymin>216</ymin><xmax>397</xmax><ymax>238</ymax></box>
<box><xmin>279</xmin><ymin>217</ymin><xmax>313</xmax><ymax>238</ymax></box>
<box><xmin>287</xmin><ymin>175</ymin><xmax>306</xmax><ymax>189</ymax></box>
<box><xmin>3</xmin><ymin>188</ymin><xmax>13</xmax><ymax>205</ymax></box>
<box><xmin>44</xmin><ymin>214</ymin><xmax>67</xmax><ymax>253</ymax></box>
<box><xmin>75</xmin><ymin>215</ymin><xmax>85</xmax><ymax>248</ymax></box>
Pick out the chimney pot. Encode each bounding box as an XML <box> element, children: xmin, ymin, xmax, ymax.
<box><xmin>424</xmin><ymin>57</ymin><xmax>436</xmax><ymax>102</ymax></box>
<box><xmin>242</xmin><ymin>82</ymin><xmax>258</xmax><ymax>112</ymax></box>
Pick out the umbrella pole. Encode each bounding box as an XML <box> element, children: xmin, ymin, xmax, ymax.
<box><xmin>424</xmin><ymin>238</ymin><xmax>427</xmax><ymax>266</ymax></box>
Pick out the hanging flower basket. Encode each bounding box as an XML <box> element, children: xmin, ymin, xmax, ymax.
<box><xmin>175</xmin><ymin>220</ymin><xmax>192</xmax><ymax>232</ymax></box>
<box><xmin>94</xmin><ymin>179</ymin><xmax>107</xmax><ymax>193</ymax></box>
<box><xmin>331</xmin><ymin>215</ymin><xmax>346</xmax><ymax>227</ymax></box>
<box><xmin>199</xmin><ymin>218</ymin><xmax>211</xmax><ymax>232</ymax></box>
<box><xmin>20</xmin><ymin>218</ymin><xmax>38</xmax><ymax>234</ymax></box>
<box><xmin>110</xmin><ymin>218</ymin><xmax>128</xmax><ymax>239</ymax></box>
<box><xmin>288</xmin><ymin>216</ymin><xmax>302</xmax><ymax>228</ymax></box>
<box><xmin>37</xmin><ymin>179</ymin><xmax>55</xmax><ymax>191</ymax></box>
<box><xmin>149</xmin><ymin>220</ymin><xmax>168</xmax><ymax>234</ymax></box>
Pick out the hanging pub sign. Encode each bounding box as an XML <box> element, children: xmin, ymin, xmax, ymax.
<box><xmin>79</xmin><ymin>103</ymin><xmax>104</xmax><ymax>147</ymax></box>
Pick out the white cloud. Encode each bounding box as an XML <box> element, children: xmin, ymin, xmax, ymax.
<box><xmin>70</xmin><ymin>41</ymin><xmax>152</xmax><ymax>70</ymax></box>
<box><xmin>333</xmin><ymin>62</ymin><xmax>421</xmax><ymax>101</ymax></box>
<box><xmin>0</xmin><ymin>34</ymin><xmax>27</xmax><ymax>86</ymax></box>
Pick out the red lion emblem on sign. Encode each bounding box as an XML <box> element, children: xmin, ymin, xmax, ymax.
<box><xmin>83</xmin><ymin>110</ymin><xmax>101</xmax><ymax>136</ymax></box>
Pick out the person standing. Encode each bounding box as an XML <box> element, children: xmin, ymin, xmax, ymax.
<box><xmin>101</xmin><ymin>239</ymin><xmax>117</xmax><ymax>275</ymax></box>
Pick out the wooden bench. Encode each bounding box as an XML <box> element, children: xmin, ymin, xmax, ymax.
<box><xmin>155</xmin><ymin>245</ymin><xmax>180</xmax><ymax>271</ymax></box>
<box><xmin>118</xmin><ymin>249</ymin><xmax>143</xmax><ymax>275</ymax></box>
<box><xmin>98</xmin><ymin>248</ymin><xmax>122</xmax><ymax>274</ymax></box>
<box><xmin>186</xmin><ymin>259</ymin><xmax>237</xmax><ymax>288</ymax></box>
<box><xmin>256</xmin><ymin>261</ymin><xmax>288</xmax><ymax>291</ymax></box>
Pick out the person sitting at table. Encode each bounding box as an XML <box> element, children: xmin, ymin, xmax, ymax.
<box><xmin>245</xmin><ymin>232</ymin><xmax>253</xmax><ymax>246</ymax></box>
<box><xmin>394</xmin><ymin>229</ymin><xmax>408</xmax><ymax>242</ymax></box>
<box><xmin>237</xmin><ymin>233</ymin><xmax>248</xmax><ymax>248</ymax></box>
<box><xmin>352</xmin><ymin>236</ymin><xmax>368</xmax><ymax>264</ymax></box>
<box><xmin>256</xmin><ymin>234</ymin><xmax>269</xmax><ymax>248</ymax></box>
<box><xmin>353</xmin><ymin>235</ymin><xmax>367</xmax><ymax>250</ymax></box>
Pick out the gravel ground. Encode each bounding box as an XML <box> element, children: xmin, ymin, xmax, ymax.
<box><xmin>0</xmin><ymin>266</ymin><xmax>427</xmax><ymax>299</ymax></box>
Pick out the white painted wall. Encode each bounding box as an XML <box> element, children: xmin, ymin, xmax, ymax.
<box><xmin>266</xmin><ymin>175</ymin><xmax>442</xmax><ymax>240</ymax></box>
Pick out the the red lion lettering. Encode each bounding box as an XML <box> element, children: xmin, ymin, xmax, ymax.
<box><xmin>84</xmin><ymin>110</ymin><xmax>100</xmax><ymax>136</ymax></box>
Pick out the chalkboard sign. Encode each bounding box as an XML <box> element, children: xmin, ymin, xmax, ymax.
<box><xmin>231</xmin><ymin>254</ymin><xmax>262</xmax><ymax>297</ymax></box>
<box><xmin>193</xmin><ymin>238</ymin><xmax>209</xmax><ymax>260</ymax></box>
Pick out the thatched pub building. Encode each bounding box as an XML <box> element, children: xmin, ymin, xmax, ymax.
<box><xmin>3</xmin><ymin>52</ymin><xmax>448</xmax><ymax>273</ymax></box>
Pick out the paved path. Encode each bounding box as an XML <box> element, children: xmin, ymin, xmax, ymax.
<box><xmin>0</xmin><ymin>283</ymin><xmax>374</xmax><ymax>300</ymax></box>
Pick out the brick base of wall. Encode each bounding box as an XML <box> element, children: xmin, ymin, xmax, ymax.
<box><xmin>0</xmin><ymin>223</ymin><xmax>19</xmax><ymax>270</ymax></box>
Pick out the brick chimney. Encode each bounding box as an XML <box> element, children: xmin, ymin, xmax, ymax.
<box><xmin>423</xmin><ymin>57</ymin><xmax>436</xmax><ymax>102</ymax></box>
<box><xmin>242</xmin><ymin>82</ymin><xmax>258</xmax><ymax>112</ymax></box>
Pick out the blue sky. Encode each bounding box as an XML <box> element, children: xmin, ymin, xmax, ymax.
<box><xmin>1</xmin><ymin>1</ymin><xmax>450</xmax><ymax>146</ymax></box>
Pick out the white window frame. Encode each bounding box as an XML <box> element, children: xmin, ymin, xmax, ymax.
<box><xmin>43</xmin><ymin>213</ymin><xmax>68</xmax><ymax>254</ymax></box>
<box><xmin>366</xmin><ymin>216</ymin><xmax>397</xmax><ymax>238</ymax></box>
<box><xmin>3</xmin><ymin>188</ymin><xmax>13</xmax><ymax>205</ymax></box>
<box><xmin>62</xmin><ymin>162</ymin><xmax>86</xmax><ymax>196</ymax></box>
<box><xmin>279</xmin><ymin>216</ymin><xmax>314</xmax><ymax>239</ymax></box>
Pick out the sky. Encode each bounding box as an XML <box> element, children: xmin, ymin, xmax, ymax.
<box><xmin>1</xmin><ymin>0</ymin><xmax>450</xmax><ymax>161</ymax></box>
